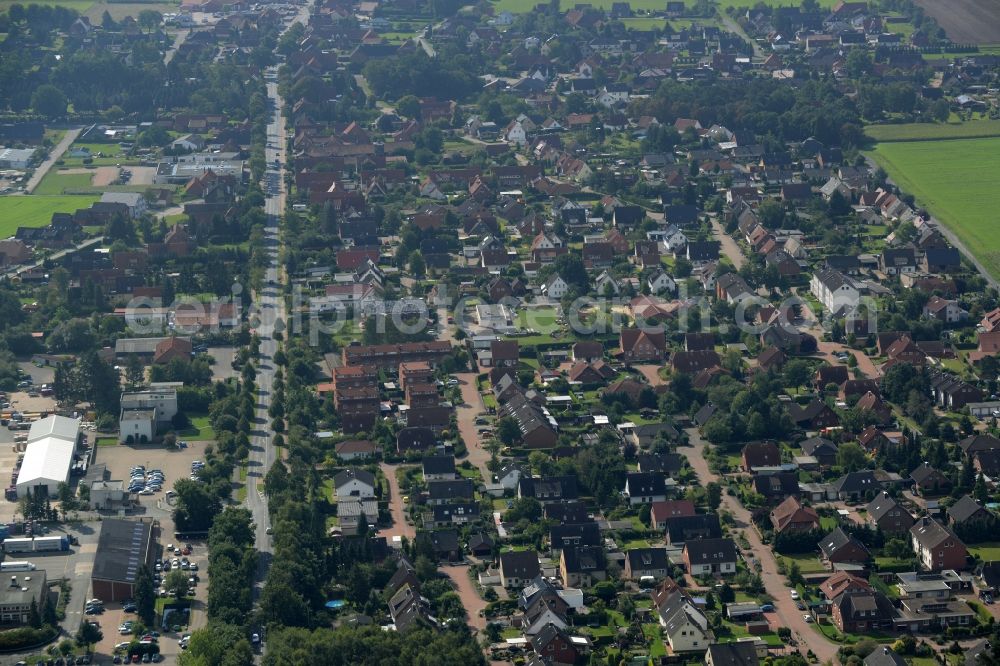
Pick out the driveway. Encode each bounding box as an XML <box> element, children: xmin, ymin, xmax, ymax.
<box><xmin>684</xmin><ymin>427</ymin><xmax>838</xmax><ymax>664</ymax></box>
<box><xmin>710</xmin><ymin>215</ymin><xmax>745</xmax><ymax>270</ymax></box>
<box><xmin>379</xmin><ymin>462</ymin><xmax>415</xmax><ymax>540</ymax></box>
<box><xmin>442</xmin><ymin>564</ymin><xmax>487</xmax><ymax>630</ymax></box>
<box><xmin>816</xmin><ymin>341</ymin><xmax>879</xmax><ymax>379</ymax></box>
<box><xmin>454</xmin><ymin>372</ymin><xmax>491</xmax><ymax>479</ymax></box>
<box><xmin>634</xmin><ymin>364</ymin><xmax>665</xmax><ymax>387</ymax></box>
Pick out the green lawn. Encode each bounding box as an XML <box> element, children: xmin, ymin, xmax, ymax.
<box><xmin>96</xmin><ymin>437</ymin><xmax>118</xmax><ymax>447</ymax></box>
<box><xmin>518</xmin><ymin>306</ymin><xmax>560</xmax><ymax>333</ymax></box>
<box><xmin>780</xmin><ymin>553</ymin><xmax>826</xmax><ymax>574</ymax></box>
<box><xmin>865</xmin><ymin>119</ymin><xmax>1000</xmax><ymax>142</ymax></box>
<box><xmin>969</xmin><ymin>542</ymin><xmax>1000</xmax><ymax>561</ymax></box>
<box><xmin>178</xmin><ymin>415</ymin><xmax>215</xmax><ymax>442</ymax></box>
<box><xmin>237</xmin><ymin>465</ymin><xmax>248</xmax><ymax>501</ymax></box>
<box><xmin>0</xmin><ymin>195</ymin><xmax>99</xmax><ymax>234</ymax></box>
<box><xmin>33</xmin><ymin>171</ymin><xmax>95</xmax><ymax>195</ymax></box>
<box><xmin>867</xmin><ymin>137</ymin><xmax>1000</xmax><ymax>280</ymax></box>
<box><xmin>642</xmin><ymin>624</ymin><xmax>666</xmax><ymax>657</ymax></box>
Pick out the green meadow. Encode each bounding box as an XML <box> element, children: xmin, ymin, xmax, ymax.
<box><xmin>0</xmin><ymin>195</ymin><xmax>99</xmax><ymax>235</ymax></box>
<box><xmin>866</xmin><ymin>136</ymin><xmax>1000</xmax><ymax>279</ymax></box>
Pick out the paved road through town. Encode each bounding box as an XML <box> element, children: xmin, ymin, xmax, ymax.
<box><xmin>244</xmin><ymin>7</ymin><xmax>304</xmax><ymax>590</ymax></box>
<box><xmin>23</xmin><ymin>126</ymin><xmax>82</xmax><ymax>194</ymax></box>
<box><xmin>683</xmin><ymin>427</ymin><xmax>838</xmax><ymax>664</ymax></box>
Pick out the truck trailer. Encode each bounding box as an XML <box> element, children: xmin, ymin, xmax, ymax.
<box><xmin>2</xmin><ymin>536</ymin><xmax>69</xmax><ymax>553</ymax></box>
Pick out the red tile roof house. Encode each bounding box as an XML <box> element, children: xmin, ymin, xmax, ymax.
<box><xmin>618</xmin><ymin>329</ymin><xmax>666</xmax><ymax>362</ymax></box>
<box><xmin>769</xmin><ymin>496</ymin><xmax>820</xmax><ymax>534</ymax></box>
<box><xmin>153</xmin><ymin>337</ymin><xmax>192</xmax><ymax>364</ymax></box>
<box><xmin>650</xmin><ymin>500</ymin><xmax>697</xmax><ymax>530</ymax></box>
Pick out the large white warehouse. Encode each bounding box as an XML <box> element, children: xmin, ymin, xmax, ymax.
<box><xmin>17</xmin><ymin>416</ymin><xmax>81</xmax><ymax>498</ymax></box>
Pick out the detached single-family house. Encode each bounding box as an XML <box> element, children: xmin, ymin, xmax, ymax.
<box><xmin>500</xmin><ymin>550</ymin><xmax>541</xmax><ymax>588</ymax></box>
<box><xmin>624</xmin><ymin>547</ymin><xmax>670</xmax><ymax>580</ymax></box>
<box><xmin>683</xmin><ymin>538</ymin><xmax>738</xmax><ymax>576</ymax></box>
<box><xmin>624</xmin><ymin>472</ymin><xmax>667</xmax><ymax>505</ymax></box>
<box><xmin>866</xmin><ymin>492</ymin><xmax>914</xmax><ymax>534</ymax></box>
<box><xmin>334</xmin><ymin>469</ymin><xmax>377</xmax><ymax>499</ymax></box>
<box><xmin>910</xmin><ymin>518</ymin><xmax>969</xmax><ymax>571</ymax></box>
<box><xmin>769</xmin><ymin>496</ymin><xmax>820</xmax><ymax>534</ymax></box>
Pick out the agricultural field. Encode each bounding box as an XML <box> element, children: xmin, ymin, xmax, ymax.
<box><xmin>866</xmin><ymin>136</ymin><xmax>1000</xmax><ymax>279</ymax></box>
<box><xmin>492</xmin><ymin>0</ymin><xmax>835</xmax><ymax>11</ymax></box>
<box><xmin>865</xmin><ymin>119</ymin><xmax>1000</xmax><ymax>142</ymax></box>
<box><xmin>0</xmin><ymin>194</ymin><xmax>99</xmax><ymax>235</ymax></box>
<box><xmin>0</xmin><ymin>0</ymin><xmax>94</xmax><ymax>12</ymax></box>
<box><xmin>84</xmin><ymin>0</ymin><xmax>179</xmax><ymax>22</ymax></box>
<box><xmin>914</xmin><ymin>0</ymin><xmax>1000</xmax><ymax>44</ymax></box>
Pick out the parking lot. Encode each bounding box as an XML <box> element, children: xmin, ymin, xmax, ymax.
<box><xmin>86</xmin><ymin>441</ymin><xmax>212</xmax><ymax>663</ymax></box>
<box><xmin>96</xmin><ymin>441</ymin><xmax>210</xmax><ymax>511</ymax></box>
<box><xmin>206</xmin><ymin>346</ymin><xmax>237</xmax><ymax>382</ymax></box>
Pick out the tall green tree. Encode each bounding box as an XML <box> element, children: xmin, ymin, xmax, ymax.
<box><xmin>134</xmin><ymin>565</ymin><xmax>155</xmax><ymax>626</ymax></box>
<box><xmin>31</xmin><ymin>84</ymin><xmax>67</xmax><ymax>118</ymax></box>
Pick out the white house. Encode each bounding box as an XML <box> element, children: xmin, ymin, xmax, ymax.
<box><xmin>170</xmin><ymin>134</ymin><xmax>205</xmax><ymax>152</ymax></box>
<box><xmin>334</xmin><ymin>469</ymin><xmax>376</xmax><ymax>498</ymax></box>
<box><xmin>119</xmin><ymin>409</ymin><xmax>156</xmax><ymax>443</ymax></box>
<box><xmin>542</xmin><ymin>275</ymin><xmax>570</xmax><ymax>300</ymax></box>
<box><xmin>810</xmin><ymin>267</ymin><xmax>860</xmax><ymax>316</ymax></box>
<box><xmin>532</xmin><ymin>232</ymin><xmax>564</xmax><ymax>251</ymax></box>
<box><xmin>624</xmin><ymin>472</ymin><xmax>667</xmax><ymax>506</ymax></box>
<box><xmin>120</xmin><ymin>387</ymin><xmax>178</xmax><ymax>423</ymax></box>
<box><xmin>596</xmin><ymin>84</ymin><xmax>630</xmax><ymax>108</ymax></box>
<box><xmin>100</xmin><ymin>192</ymin><xmax>147</xmax><ymax>219</ymax></box>
<box><xmin>504</xmin><ymin>120</ymin><xmax>528</xmax><ymax>146</ymax></box>
<box><xmin>647</xmin><ymin>270</ymin><xmax>676</xmax><ymax>295</ymax></box>
<box><xmin>655</xmin><ymin>589</ymin><xmax>713</xmax><ymax>653</ymax></box>
<box><xmin>594</xmin><ymin>270</ymin><xmax>620</xmax><ymax>295</ymax></box>
<box><xmin>313</xmin><ymin>283</ymin><xmax>383</xmax><ymax>314</ymax></box>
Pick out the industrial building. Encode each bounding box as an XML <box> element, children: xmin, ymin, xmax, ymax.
<box><xmin>0</xmin><ymin>147</ymin><xmax>36</xmax><ymax>169</ymax></box>
<box><xmin>91</xmin><ymin>519</ymin><xmax>155</xmax><ymax>602</ymax></box>
<box><xmin>16</xmin><ymin>415</ymin><xmax>81</xmax><ymax>498</ymax></box>
<box><xmin>0</xmin><ymin>571</ymin><xmax>47</xmax><ymax>625</ymax></box>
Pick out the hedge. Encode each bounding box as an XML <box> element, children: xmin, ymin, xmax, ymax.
<box><xmin>0</xmin><ymin>625</ymin><xmax>58</xmax><ymax>651</ymax></box>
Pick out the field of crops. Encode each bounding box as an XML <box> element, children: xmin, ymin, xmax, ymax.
<box><xmin>865</xmin><ymin>119</ymin><xmax>1000</xmax><ymax>142</ymax></box>
<box><xmin>0</xmin><ymin>195</ymin><xmax>99</xmax><ymax>236</ymax></box>
<box><xmin>493</xmin><ymin>0</ymin><xmax>836</xmax><ymax>12</ymax></box>
<box><xmin>0</xmin><ymin>0</ymin><xmax>94</xmax><ymax>12</ymax></box>
<box><xmin>867</xmin><ymin>137</ymin><xmax>1000</xmax><ymax>279</ymax></box>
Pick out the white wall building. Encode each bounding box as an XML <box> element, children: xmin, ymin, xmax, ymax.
<box><xmin>28</xmin><ymin>415</ymin><xmax>80</xmax><ymax>444</ymax></box>
<box><xmin>120</xmin><ymin>388</ymin><xmax>178</xmax><ymax>423</ymax></box>
<box><xmin>119</xmin><ymin>409</ymin><xmax>156</xmax><ymax>444</ymax></box>
<box><xmin>99</xmin><ymin>192</ymin><xmax>147</xmax><ymax>220</ymax></box>
<box><xmin>17</xmin><ymin>436</ymin><xmax>76</xmax><ymax>497</ymax></box>
<box><xmin>810</xmin><ymin>267</ymin><xmax>860</xmax><ymax>316</ymax></box>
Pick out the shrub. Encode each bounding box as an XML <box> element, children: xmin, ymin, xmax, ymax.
<box><xmin>0</xmin><ymin>625</ymin><xmax>58</xmax><ymax>649</ymax></box>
